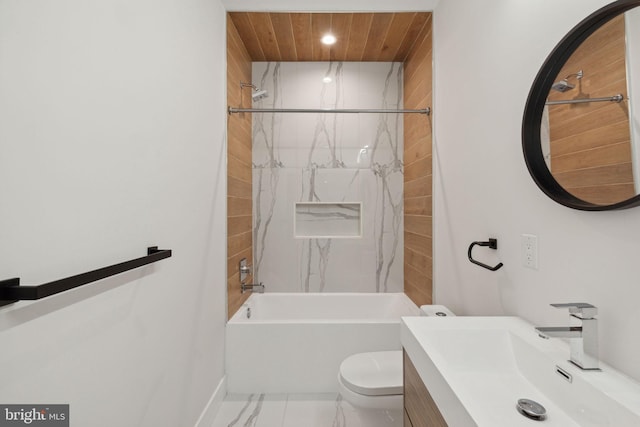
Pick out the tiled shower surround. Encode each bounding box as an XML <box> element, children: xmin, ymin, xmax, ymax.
<box><xmin>252</xmin><ymin>62</ymin><xmax>404</xmax><ymax>293</ymax></box>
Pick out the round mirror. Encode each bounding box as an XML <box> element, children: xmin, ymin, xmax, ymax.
<box><xmin>523</xmin><ymin>0</ymin><xmax>640</xmax><ymax>210</ymax></box>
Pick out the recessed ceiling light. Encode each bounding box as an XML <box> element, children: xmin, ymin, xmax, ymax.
<box><xmin>321</xmin><ymin>34</ymin><xmax>336</xmax><ymax>45</ymax></box>
<box><xmin>322</xmin><ymin>76</ymin><xmax>332</xmax><ymax>83</ymax></box>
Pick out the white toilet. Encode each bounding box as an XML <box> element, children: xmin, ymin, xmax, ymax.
<box><xmin>337</xmin><ymin>305</ymin><xmax>455</xmax><ymax>409</ymax></box>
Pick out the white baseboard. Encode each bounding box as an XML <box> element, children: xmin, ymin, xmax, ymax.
<box><xmin>194</xmin><ymin>375</ymin><xmax>227</xmax><ymax>427</ymax></box>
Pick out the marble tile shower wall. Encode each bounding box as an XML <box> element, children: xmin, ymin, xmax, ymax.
<box><xmin>252</xmin><ymin>62</ymin><xmax>404</xmax><ymax>293</ymax></box>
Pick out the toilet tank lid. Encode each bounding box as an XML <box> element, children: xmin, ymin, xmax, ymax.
<box><xmin>420</xmin><ymin>305</ymin><xmax>455</xmax><ymax>317</ymax></box>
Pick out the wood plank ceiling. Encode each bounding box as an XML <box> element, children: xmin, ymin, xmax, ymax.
<box><xmin>228</xmin><ymin>12</ymin><xmax>431</xmax><ymax>62</ymax></box>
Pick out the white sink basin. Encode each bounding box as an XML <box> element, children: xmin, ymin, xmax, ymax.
<box><xmin>401</xmin><ymin>316</ymin><xmax>640</xmax><ymax>427</ymax></box>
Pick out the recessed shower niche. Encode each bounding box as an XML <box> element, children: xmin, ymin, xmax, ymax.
<box><xmin>294</xmin><ymin>202</ymin><xmax>363</xmax><ymax>238</ymax></box>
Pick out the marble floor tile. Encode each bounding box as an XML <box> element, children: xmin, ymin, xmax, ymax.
<box><xmin>211</xmin><ymin>393</ymin><xmax>402</xmax><ymax>427</ymax></box>
<box><xmin>210</xmin><ymin>394</ymin><xmax>287</xmax><ymax>427</ymax></box>
<box><xmin>284</xmin><ymin>394</ymin><xmax>402</xmax><ymax>427</ymax></box>
<box><xmin>281</xmin><ymin>394</ymin><xmax>346</xmax><ymax>427</ymax></box>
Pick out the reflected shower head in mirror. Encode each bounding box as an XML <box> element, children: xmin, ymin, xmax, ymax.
<box><xmin>551</xmin><ymin>69</ymin><xmax>583</xmax><ymax>92</ymax></box>
<box><xmin>252</xmin><ymin>89</ymin><xmax>268</xmax><ymax>101</ymax></box>
<box><xmin>551</xmin><ymin>79</ymin><xmax>575</xmax><ymax>92</ymax></box>
<box><xmin>240</xmin><ymin>82</ymin><xmax>269</xmax><ymax>102</ymax></box>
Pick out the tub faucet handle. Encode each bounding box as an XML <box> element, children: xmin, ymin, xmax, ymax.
<box><xmin>239</xmin><ymin>258</ymin><xmax>252</xmax><ymax>284</ymax></box>
<box><xmin>550</xmin><ymin>303</ymin><xmax>597</xmax><ymax>319</ymax></box>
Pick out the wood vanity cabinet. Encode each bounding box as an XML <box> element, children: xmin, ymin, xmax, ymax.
<box><xmin>403</xmin><ymin>350</ymin><xmax>448</xmax><ymax>427</ymax></box>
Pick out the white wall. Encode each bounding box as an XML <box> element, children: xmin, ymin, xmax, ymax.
<box><xmin>0</xmin><ymin>0</ymin><xmax>228</xmax><ymax>426</ymax></box>
<box><xmin>433</xmin><ymin>0</ymin><xmax>640</xmax><ymax>382</ymax></box>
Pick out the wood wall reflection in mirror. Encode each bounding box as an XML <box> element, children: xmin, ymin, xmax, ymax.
<box><xmin>545</xmin><ymin>15</ymin><xmax>633</xmax><ymax>205</ymax></box>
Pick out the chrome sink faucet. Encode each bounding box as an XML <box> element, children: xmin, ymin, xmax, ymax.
<box><xmin>535</xmin><ymin>303</ymin><xmax>600</xmax><ymax>371</ymax></box>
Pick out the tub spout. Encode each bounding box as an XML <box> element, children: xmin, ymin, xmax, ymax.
<box><xmin>241</xmin><ymin>282</ymin><xmax>265</xmax><ymax>294</ymax></box>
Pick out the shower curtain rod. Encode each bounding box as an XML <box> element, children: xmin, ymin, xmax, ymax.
<box><xmin>545</xmin><ymin>94</ymin><xmax>623</xmax><ymax>106</ymax></box>
<box><xmin>228</xmin><ymin>107</ymin><xmax>431</xmax><ymax>115</ymax></box>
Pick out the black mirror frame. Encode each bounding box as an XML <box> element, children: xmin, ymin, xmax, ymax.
<box><xmin>522</xmin><ymin>0</ymin><xmax>640</xmax><ymax>211</ymax></box>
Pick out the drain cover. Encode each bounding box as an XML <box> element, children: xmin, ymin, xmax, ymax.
<box><xmin>516</xmin><ymin>398</ymin><xmax>547</xmax><ymax>421</ymax></box>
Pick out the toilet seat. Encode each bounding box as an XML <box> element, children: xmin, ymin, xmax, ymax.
<box><xmin>338</xmin><ymin>351</ymin><xmax>403</xmax><ymax>396</ymax></box>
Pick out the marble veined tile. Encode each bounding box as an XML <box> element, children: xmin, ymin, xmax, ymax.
<box><xmin>295</xmin><ymin>203</ymin><xmax>361</xmax><ymax>238</ymax></box>
<box><xmin>282</xmin><ymin>394</ymin><xmax>403</xmax><ymax>427</ymax></box>
<box><xmin>211</xmin><ymin>393</ymin><xmax>403</xmax><ymax>427</ymax></box>
<box><xmin>210</xmin><ymin>394</ymin><xmax>286</xmax><ymax>427</ymax></box>
<box><xmin>211</xmin><ymin>393</ymin><xmax>402</xmax><ymax>427</ymax></box>
<box><xmin>252</xmin><ymin>62</ymin><xmax>404</xmax><ymax>294</ymax></box>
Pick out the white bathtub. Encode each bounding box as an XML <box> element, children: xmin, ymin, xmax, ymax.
<box><xmin>225</xmin><ymin>293</ymin><xmax>420</xmax><ymax>393</ymax></box>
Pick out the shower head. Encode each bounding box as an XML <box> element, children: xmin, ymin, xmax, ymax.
<box><xmin>252</xmin><ymin>89</ymin><xmax>268</xmax><ymax>101</ymax></box>
<box><xmin>551</xmin><ymin>79</ymin><xmax>575</xmax><ymax>92</ymax></box>
<box><xmin>551</xmin><ymin>69</ymin><xmax>583</xmax><ymax>92</ymax></box>
<box><xmin>240</xmin><ymin>82</ymin><xmax>269</xmax><ymax>102</ymax></box>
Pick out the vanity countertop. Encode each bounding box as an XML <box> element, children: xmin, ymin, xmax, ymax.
<box><xmin>400</xmin><ymin>316</ymin><xmax>640</xmax><ymax>427</ymax></box>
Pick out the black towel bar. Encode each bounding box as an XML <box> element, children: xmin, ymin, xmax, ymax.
<box><xmin>468</xmin><ymin>239</ymin><xmax>503</xmax><ymax>271</ymax></box>
<box><xmin>0</xmin><ymin>246</ymin><xmax>172</xmax><ymax>307</ymax></box>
